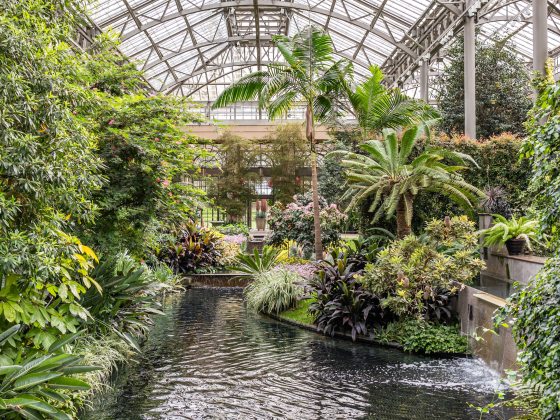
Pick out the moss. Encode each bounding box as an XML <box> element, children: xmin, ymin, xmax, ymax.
<box><xmin>279</xmin><ymin>298</ymin><xmax>316</xmax><ymax>325</ymax></box>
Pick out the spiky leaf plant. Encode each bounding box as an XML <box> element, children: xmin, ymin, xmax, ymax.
<box><xmin>481</xmin><ymin>214</ymin><xmax>539</xmax><ymax>249</ymax></box>
<box><xmin>333</xmin><ymin>124</ymin><xmax>483</xmax><ymax>237</ymax></box>
<box><xmin>231</xmin><ymin>246</ymin><xmax>287</xmax><ymax>276</ymax></box>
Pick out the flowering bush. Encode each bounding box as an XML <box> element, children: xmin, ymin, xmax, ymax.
<box><xmin>360</xmin><ymin>216</ymin><xmax>484</xmax><ymax>320</ymax></box>
<box><xmin>280</xmin><ymin>263</ymin><xmax>317</xmax><ymax>281</ymax></box>
<box><xmin>267</xmin><ymin>193</ymin><xmax>347</xmax><ymax>254</ymax></box>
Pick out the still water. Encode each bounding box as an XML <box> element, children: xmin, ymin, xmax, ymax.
<box><xmin>88</xmin><ymin>287</ymin><xmax>505</xmax><ymax>419</ymax></box>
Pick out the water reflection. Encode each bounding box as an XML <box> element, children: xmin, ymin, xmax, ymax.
<box><xmin>87</xmin><ymin>287</ymin><xmax>504</xmax><ymax>419</ymax></box>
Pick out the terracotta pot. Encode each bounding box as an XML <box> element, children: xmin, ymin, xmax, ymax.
<box><xmin>256</xmin><ymin>217</ymin><xmax>266</xmax><ymax>231</ymax></box>
<box><xmin>505</xmin><ymin>238</ymin><xmax>525</xmax><ymax>255</ymax></box>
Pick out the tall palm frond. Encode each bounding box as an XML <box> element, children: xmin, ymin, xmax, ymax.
<box><xmin>347</xmin><ymin>65</ymin><xmax>439</xmax><ymax>138</ymax></box>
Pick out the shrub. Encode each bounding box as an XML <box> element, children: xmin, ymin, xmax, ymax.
<box><xmin>215</xmin><ymin>237</ymin><xmax>243</xmax><ymax>268</ymax></box>
<box><xmin>411</xmin><ymin>133</ymin><xmax>531</xmax><ymax>227</ymax></box>
<box><xmin>85</xmin><ymin>94</ymin><xmax>206</xmax><ymax>259</ymax></box>
<box><xmin>309</xmin><ymin>253</ymin><xmax>389</xmax><ymax>341</ymax></box>
<box><xmin>379</xmin><ymin>319</ymin><xmax>469</xmax><ymax>354</ymax></box>
<box><xmin>361</xmin><ymin>216</ymin><xmax>484</xmax><ymax>320</ymax></box>
<box><xmin>82</xmin><ymin>253</ymin><xmax>177</xmax><ymax>349</ymax></box>
<box><xmin>244</xmin><ymin>268</ymin><xmax>304</xmax><ymax>314</ymax></box>
<box><xmin>161</xmin><ymin>223</ymin><xmax>223</xmax><ymax>274</ymax></box>
<box><xmin>216</xmin><ymin>223</ymin><xmax>250</xmax><ymax>236</ymax></box>
<box><xmin>267</xmin><ymin>192</ymin><xmax>347</xmax><ymax>254</ymax></box>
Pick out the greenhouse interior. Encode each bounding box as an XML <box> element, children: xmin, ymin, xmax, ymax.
<box><xmin>3</xmin><ymin>0</ymin><xmax>560</xmax><ymax>418</ymax></box>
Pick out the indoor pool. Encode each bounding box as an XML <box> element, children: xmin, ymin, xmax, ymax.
<box><xmin>86</xmin><ymin>287</ymin><xmax>507</xmax><ymax>419</ymax></box>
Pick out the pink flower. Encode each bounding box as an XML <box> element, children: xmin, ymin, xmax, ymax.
<box><xmin>108</xmin><ymin>119</ymin><xmax>114</xmax><ymax>125</ymax></box>
<box><xmin>162</xmin><ymin>179</ymin><xmax>170</xmax><ymax>187</ymax></box>
<box><xmin>154</xmin><ymin>137</ymin><xmax>160</xmax><ymax>142</ymax></box>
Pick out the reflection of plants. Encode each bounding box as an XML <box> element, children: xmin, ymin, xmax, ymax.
<box><xmin>244</xmin><ymin>268</ymin><xmax>303</xmax><ymax>314</ymax></box>
<box><xmin>232</xmin><ymin>246</ymin><xmax>286</xmax><ymax>276</ymax></box>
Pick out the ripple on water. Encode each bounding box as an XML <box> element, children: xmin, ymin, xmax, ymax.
<box><xmin>87</xmin><ymin>287</ymin><xmax>505</xmax><ymax>420</ymax></box>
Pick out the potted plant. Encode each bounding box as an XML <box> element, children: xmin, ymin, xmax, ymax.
<box><xmin>480</xmin><ymin>214</ymin><xmax>539</xmax><ymax>255</ymax></box>
<box><xmin>255</xmin><ymin>199</ymin><xmax>267</xmax><ymax>231</ymax></box>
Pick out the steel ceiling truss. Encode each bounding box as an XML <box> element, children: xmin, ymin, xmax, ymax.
<box><xmin>86</xmin><ymin>0</ymin><xmax>560</xmax><ymax>101</ymax></box>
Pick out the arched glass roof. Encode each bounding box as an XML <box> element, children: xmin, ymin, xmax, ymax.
<box><xmin>85</xmin><ymin>0</ymin><xmax>560</xmax><ymax>102</ymax></box>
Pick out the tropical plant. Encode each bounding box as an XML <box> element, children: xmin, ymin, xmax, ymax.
<box><xmin>82</xmin><ymin>254</ymin><xmax>176</xmax><ymax>350</ymax></box>
<box><xmin>161</xmin><ymin>223</ymin><xmax>223</xmax><ymax>274</ymax></box>
<box><xmin>267</xmin><ymin>193</ymin><xmax>347</xmax><ymax>255</ymax></box>
<box><xmin>212</xmin><ymin>26</ymin><xmax>354</xmax><ymax>259</ymax></box>
<box><xmin>481</xmin><ymin>215</ymin><xmax>539</xmax><ymax>250</ymax></box>
<box><xmin>0</xmin><ymin>326</ymin><xmax>98</xmax><ymax>419</ymax></box>
<box><xmin>244</xmin><ymin>268</ymin><xmax>304</xmax><ymax>315</ymax></box>
<box><xmin>84</xmin><ymin>92</ymin><xmax>206</xmax><ymax>259</ymax></box>
<box><xmin>334</xmin><ymin>124</ymin><xmax>483</xmax><ymax>237</ymax></box>
<box><xmin>479</xmin><ymin>186</ymin><xmax>512</xmax><ymax>217</ymax></box>
<box><xmin>309</xmin><ymin>252</ymin><xmax>388</xmax><ymax>341</ymax></box>
<box><xmin>207</xmin><ymin>133</ymin><xmax>259</xmax><ymax>222</ymax></box>
<box><xmin>345</xmin><ymin>65</ymin><xmax>439</xmax><ymax>140</ymax></box>
<box><xmin>232</xmin><ymin>246</ymin><xmax>286</xmax><ymax>276</ymax></box>
<box><xmin>361</xmin><ymin>216</ymin><xmax>484</xmax><ymax>320</ymax></box>
<box><xmin>0</xmin><ymin>0</ymin><xmax>105</xmax><ymax>349</ymax></box>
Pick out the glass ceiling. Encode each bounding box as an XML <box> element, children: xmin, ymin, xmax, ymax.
<box><xmin>85</xmin><ymin>0</ymin><xmax>560</xmax><ymax>102</ymax></box>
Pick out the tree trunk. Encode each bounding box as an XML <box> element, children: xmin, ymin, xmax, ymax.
<box><xmin>396</xmin><ymin>196</ymin><xmax>412</xmax><ymax>238</ymax></box>
<box><xmin>306</xmin><ymin>105</ymin><xmax>323</xmax><ymax>260</ymax></box>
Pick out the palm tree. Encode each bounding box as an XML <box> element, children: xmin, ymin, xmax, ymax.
<box><xmin>212</xmin><ymin>27</ymin><xmax>353</xmax><ymax>259</ymax></box>
<box><xmin>334</xmin><ymin>124</ymin><xmax>483</xmax><ymax>238</ymax></box>
<box><xmin>346</xmin><ymin>66</ymin><xmax>439</xmax><ymax>141</ymax></box>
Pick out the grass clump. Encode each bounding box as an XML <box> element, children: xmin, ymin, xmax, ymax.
<box><xmin>244</xmin><ymin>268</ymin><xmax>303</xmax><ymax>314</ymax></box>
<box><xmin>279</xmin><ymin>298</ymin><xmax>316</xmax><ymax>325</ymax></box>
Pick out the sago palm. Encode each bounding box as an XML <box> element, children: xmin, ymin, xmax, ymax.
<box><xmin>346</xmin><ymin>66</ymin><xmax>439</xmax><ymax>140</ymax></box>
<box><xmin>212</xmin><ymin>26</ymin><xmax>353</xmax><ymax>259</ymax></box>
<box><xmin>334</xmin><ymin>124</ymin><xmax>483</xmax><ymax>238</ymax></box>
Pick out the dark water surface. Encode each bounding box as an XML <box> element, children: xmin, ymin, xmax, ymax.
<box><xmin>88</xmin><ymin>287</ymin><xmax>504</xmax><ymax>419</ymax></box>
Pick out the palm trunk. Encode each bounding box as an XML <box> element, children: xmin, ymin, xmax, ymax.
<box><xmin>306</xmin><ymin>105</ymin><xmax>323</xmax><ymax>260</ymax></box>
<box><xmin>396</xmin><ymin>196</ymin><xmax>412</xmax><ymax>238</ymax></box>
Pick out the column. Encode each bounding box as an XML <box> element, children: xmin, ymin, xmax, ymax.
<box><xmin>420</xmin><ymin>59</ymin><xmax>429</xmax><ymax>102</ymax></box>
<box><xmin>464</xmin><ymin>1</ymin><xmax>476</xmax><ymax>139</ymax></box>
<box><xmin>533</xmin><ymin>0</ymin><xmax>548</xmax><ymax>74</ymax></box>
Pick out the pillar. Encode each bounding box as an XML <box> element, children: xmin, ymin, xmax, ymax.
<box><xmin>533</xmin><ymin>0</ymin><xmax>548</xmax><ymax>74</ymax></box>
<box><xmin>420</xmin><ymin>59</ymin><xmax>429</xmax><ymax>102</ymax></box>
<box><xmin>464</xmin><ymin>2</ymin><xmax>476</xmax><ymax>139</ymax></box>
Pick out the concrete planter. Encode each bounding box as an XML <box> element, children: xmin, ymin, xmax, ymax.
<box><xmin>255</xmin><ymin>217</ymin><xmax>266</xmax><ymax>231</ymax></box>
